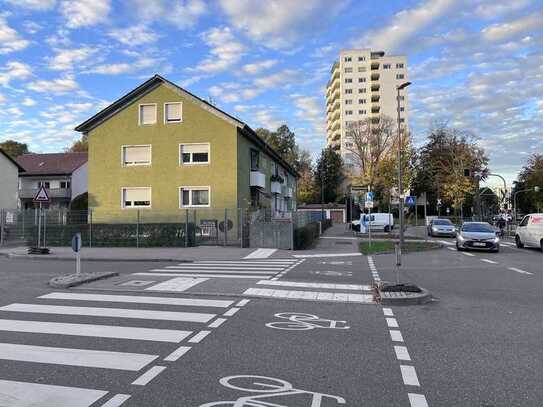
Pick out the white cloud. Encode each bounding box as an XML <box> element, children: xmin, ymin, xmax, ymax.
<box><xmin>218</xmin><ymin>0</ymin><xmax>349</xmax><ymax>49</ymax></box>
<box><xmin>351</xmin><ymin>0</ymin><xmax>456</xmax><ymax>52</ymax></box>
<box><xmin>190</xmin><ymin>27</ymin><xmax>245</xmax><ymax>73</ymax></box>
<box><xmin>482</xmin><ymin>11</ymin><xmax>543</xmax><ymax>43</ymax></box>
<box><xmin>134</xmin><ymin>0</ymin><xmax>206</xmax><ymax>28</ymax></box>
<box><xmin>0</xmin><ymin>93</ymin><xmax>6</xmax><ymax>103</ymax></box>
<box><xmin>0</xmin><ymin>61</ymin><xmax>32</xmax><ymax>86</ymax></box>
<box><xmin>21</xmin><ymin>97</ymin><xmax>36</xmax><ymax>106</ymax></box>
<box><xmin>241</xmin><ymin>59</ymin><xmax>277</xmax><ymax>75</ymax></box>
<box><xmin>474</xmin><ymin>0</ymin><xmax>533</xmax><ymax>19</ymax></box>
<box><xmin>108</xmin><ymin>25</ymin><xmax>159</xmax><ymax>46</ymax></box>
<box><xmin>87</xmin><ymin>57</ymin><xmax>155</xmax><ymax>75</ymax></box>
<box><xmin>293</xmin><ymin>95</ymin><xmax>326</xmax><ymax>136</ymax></box>
<box><xmin>23</xmin><ymin>21</ymin><xmax>44</xmax><ymax>34</ymax></box>
<box><xmin>3</xmin><ymin>0</ymin><xmax>56</xmax><ymax>9</ymax></box>
<box><xmin>0</xmin><ymin>16</ymin><xmax>30</xmax><ymax>54</ymax></box>
<box><xmin>27</xmin><ymin>75</ymin><xmax>79</xmax><ymax>94</ymax></box>
<box><xmin>48</xmin><ymin>47</ymin><xmax>97</xmax><ymax>71</ymax></box>
<box><xmin>60</xmin><ymin>0</ymin><xmax>111</xmax><ymax>28</ymax></box>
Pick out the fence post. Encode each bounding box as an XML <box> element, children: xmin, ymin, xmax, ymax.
<box><xmin>136</xmin><ymin>209</ymin><xmax>140</xmax><ymax>248</ymax></box>
<box><xmin>290</xmin><ymin>218</ymin><xmax>294</xmax><ymax>250</ymax></box>
<box><xmin>43</xmin><ymin>209</ymin><xmax>47</xmax><ymax>248</ymax></box>
<box><xmin>223</xmin><ymin>208</ymin><xmax>227</xmax><ymax>246</ymax></box>
<box><xmin>185</xmin><ymin>209</ymin><xmax>189</xmax><ymax>248</ymax></box>
<box><xmin>0</xmin><ymin>209</ymin><xmax>4</xmax><ymax>246</ymax></box>
<box><xmin>239</xmin><ymin>208</ymin><xmax>243</xmax><ymax>248</ymax></box>
<box><xmin>88</xmin><ymin>209</ymin><xmax>93</xmax><ymax>248</ymax></box>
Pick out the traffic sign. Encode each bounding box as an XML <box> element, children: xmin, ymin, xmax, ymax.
<box><xmin>365</xmin><ymin>191</ymin><xmax>374</xmax><ymax>201</ymax></box>
<box><xmin>71</xmin><ymin>233</ymin><xmax>82</xmax><ymax>253</ymax></box>
<box><xmin>405</xmin><ymin>196</ymin><xmax>416</xmax><ymax>206</ymax></box>
<box><xmin>437</xmin><ymin>198</ymin><xmax>442</xmax><ymax>206</ymax></box>
<box><xmin>364</xmin><ymin>201</ymin><xmax>373</xmax><ymax>209</ymax></box>
<box><xmin>33</xmin><ymin>185</ymin><xmax>50</xmax><ymax>203</ymax></box>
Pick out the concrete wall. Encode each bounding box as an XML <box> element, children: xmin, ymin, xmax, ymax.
<box><xmin>71</xmin><ymin>162</ymin><xmax>88</xmax><ymax>200</ymax></box>
<box><xmin>0</xmin><ymin>154</ymin><xmax>19</xmax><ymax>209</ymax></box>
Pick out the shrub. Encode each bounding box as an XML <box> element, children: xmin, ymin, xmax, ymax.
<box><xmin>293</xmin><ymin>221</ymin><xmax>320</xmax><ymax>250</ymax></box>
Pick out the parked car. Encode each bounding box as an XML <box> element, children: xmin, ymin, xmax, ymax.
<box><xmin>427</xmin><ymin>218</ymin><xmax>456</xmax><ymax>237</ymax></box>
<box><xmin>515</xmin><ymin>213</ymin><xmax>543</xmax><ymax>251</ymax></box>
<box><xmin>352</xmin><ymin>213</ymin><xmax>394</xmax><ymax>232</ymax></box>
<box><xmin>456</xmin><ymin>222</ymin><xmax>500</xmax><ymax>252</ymax></box>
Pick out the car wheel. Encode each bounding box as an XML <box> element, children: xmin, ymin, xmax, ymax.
<box><xmin>456</xmin><ymin>243</ymin><xmax>463</xmax><ymax>251</ymax></box>
<box><xmin>384</xmin><ymin>225</ymin><xmax>390</xmax><ymax>232</ymax></box>
<box><xmin>515</xmin><ymin>235</ymin><xmax>524</xmax><ymax>248</ymax></box>
<box><xmin>540</xmin><ymin>239</ymin><xmax>543</xmax><ymax>252</ymax></box>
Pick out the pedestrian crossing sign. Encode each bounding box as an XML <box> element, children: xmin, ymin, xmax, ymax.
<box><xmin>33</xmin><ymin>185</ymin><xmax>50</xmax><ymax>203</ymax></box>
<box><xmin>405</xmin><ymin>196</ymin><xmax>416</xmax><ymax>206</ymax></box>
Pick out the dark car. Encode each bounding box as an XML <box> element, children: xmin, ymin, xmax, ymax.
<box><xmin>456</xmin><ymin>222</ymin><xmax>500</xmax><ymax>252</ymax></box>
<box><xmin>427</xmin><ymin>219</ymin><xmax>456</xmax><ymax>237</ymax></box>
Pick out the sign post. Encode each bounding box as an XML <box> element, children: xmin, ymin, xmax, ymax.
<box><xmin>33</xmin><ymin>186</ymin><xmax>50</xmax><ymax>248</ymax></box>
<box><xmin>365</xmin><ymin>192</ymin><xmax>374</xmax><ymax>248</ymax></box>
<box><xmin>71</xmin><ymin>233</ymin><xmax>82</xmax><ymax>276</ymax></box>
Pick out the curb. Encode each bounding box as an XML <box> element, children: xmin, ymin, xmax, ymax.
<box><xmin>379</xmin><ymin>286</ymin><xmax>432</xmax><ymax>305</ymax></box>
<box><xmin>49</xmin><ymin>271</ymin><xmax>120</xmax><ymax>289</ymax></box>
<box><xmin>3</xmin><ymin>252</ymin><xmax>196</xmax><ymax>263</ymax></box>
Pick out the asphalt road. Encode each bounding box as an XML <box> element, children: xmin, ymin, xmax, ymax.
<box><xmin>0</xmin><ymin>240</ymin><xmax>541</xmax><ymax>406</ymax></box>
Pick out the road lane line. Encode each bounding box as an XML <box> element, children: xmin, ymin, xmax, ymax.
<box><xmin>208</xmin><ymin>318</ymin><xmax>227</xmax><ymax>328</ymax></box>
<box><xmin>508</xmin><ymin>267</ymin><xmax>533</xmax><ymax>275</ymax></box>
<box><xmin>236</xmin><ymin>299</ymin><xmax>250</xmax><ymax>307</ymax></box>
<box><xmin>188</xmin><ymin>330</ymin><xmax>211</xmax><ymax>343</ymax></box>
<box><xmin>390</xmin><ymin>330</ymin><xmax>404</xmax><ymax>342</ymax></box>
<box><xmin>438</xmin><ymin>240</ymin><xmax>454</xmax><ymax>246</ymax></box>
<box><xmin>400</xmin><ymin>365</ymin><xmax>420</xmax><ymax>386</ymax></box>
<box><xmin>131</xmin><ymin>366</ymin><xmax>167</xmax><ymax>386</ymax></box>
<box><xmin>223</xmin><ymin>307</ymin><xmax>240</xmax><ymax>317</ymax></box>
<box><xmin>386</xmin><ymin>318</ymin><xmax>399</xmax><ymax>328</ymax></box>
<box><xmin>383</xmin><ymin>308</ymin><xmax>394</xmax><ymax>316</ymax></box>
<box><xmin>0</xmin><ymin>343</ymin><xmax>157</xmax><ymax>371</ymax></box>
<box><xmin>394</xmin><ymin>345</ymin><xmax>411</xmax><ymax>361</ymax></box>
<box><xmin>100</xmin><ymin>394</ymin><xmax>131</xmax><ymax>407</ymax></box>
<box><xmin>480</xmin><ymin>259</ymin><xmax>498</xmax><ymax>264</ymax></box>
<box><xmin>244</xmin><ymin>248</ymin><xmax>278</xmax><ymax>259</ymax></box>
<box><xmin>447</xmin><ymin>247</ymin><xmax>456</xmax><ymax>251</ymax></box>
<box><xmin>0</xmin><ymin>379</ymin><xmax>108</xmax><ymax>407</ymax></box>
<box><xmin>462</xmin><ymin>252</ymin><xmax>475</xmax><ymax>257</ymax></box>
<box><xmin>135</xmin><ymin>273</ymin><xmax>268</xmax><ymax>279</ymax></box>
<box><xmin>165</xmin><ymin>265</ymin><xmax>286</xmax><ymax>270</ymax></box>
<box><xmin>39</xmin><ymin>292</ymin><xmax>233</xmax><ymax>308</ymax></box>
<box><xmin>164</xmin><ymin>346</ymin><xmax>191</xmax><ymax>362</ymax></box>
<box><xmin>193</xmin><ymin>260</ymin><xmax>296</xmax><ymax>264</ymax></box>
<box><xmin>152</xmin><ymin>269</ymin><xmax>277</xmax><ymax>274</ymax></box>
<box><xmin>408</xmin><ymin>393</ymin><xmax>429</xmax><ymax>407</ymax></box>
<box><xmin>0</xmin><ymin>303</ymin><xmax>215</xmax><ymax>323</ymax></box>
<box><xmin>292</xmin><ymin>252</ymin><xmax>362</xmax><ymax>258</ymax></box>
<box><xmin>0</xmin><ymin>319</ymin><xmax>191</xmax><ymax>343</ymax></box>
<box><xmin>256</xmin><ymin>280</ymin><xmax>372</xmax><ymax>291</ymax></box>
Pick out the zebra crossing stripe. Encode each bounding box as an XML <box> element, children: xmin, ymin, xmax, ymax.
<box><xmin>243</xmin><ymin>248</ymin><xmax>278</xmax><ymax>259</ymax></box>
<box><xmin>155</xmin><ymin>268</ymin><xmax>278</xmax><ymax>274</ymax></box>
<box><xmin>134</xmin><ymin>273</ymin><xmax>268</xmax><ymax>279</ymax></box>
<box><xmin>0</xmin><ymin>343</ymin><xmax>157</xmax><ymax>371</ymax></box>
<box><xmin>0</xmin><ymin>303</ymin><xmax>216</xmax><ymax>323</ymax></box>
<box><xmin>167</xmin><ymin>265</ymin><xmax>287</xmax><ymax>270</ymax></box>
<box><xmin>0</xmin><ymin>319</ymin><xmax>191</xmax><ymax>343</ymax></box>
<box><xmin>256</xmin><ymin>280</ymin><xmax>372</xmax><ymax>291</ymax></box>
<box><xmin>100</xmin><ymin>394</ymin><xmax>131</xmax><ymax>407</ymax></box>
<box><xmin>39</xmin><ymin>292</ymin><xmax>233</xmax><ymax>308</ymax></box>
<box><xmin>243</xmin><ymin>288</ymin><xmax>375</xmax><ymax>303</ymax></box>
<box><xmin>131</xmin><ymin>366</ymin><xmax>167</xmax><ymax>386</ymax></box>
<box><xmin>0</xmin><ymin>379</ymin><xmax>108</xmax><ymax>407</ymax></box>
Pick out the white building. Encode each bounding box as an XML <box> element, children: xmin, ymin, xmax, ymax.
<box><xmin>326</xmin><ymin>49</ymin><xmax>409</xmax><ymax>171</ymax></box>
<box><xmin>0</xmin><ymin>149</ymin><xmax>23</xmax><ymax>210</ymax></box>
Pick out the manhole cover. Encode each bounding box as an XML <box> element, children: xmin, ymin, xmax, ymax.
<box><xmin>119</xmin><ymin>280</ymin><xmax>156</xmax><ymax>287</ymax></box>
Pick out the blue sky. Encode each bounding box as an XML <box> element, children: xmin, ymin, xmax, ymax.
<box><xmin>0</xmin><ymin>0</ymin><xmax>541</xmax><ymax>187</ymax></box>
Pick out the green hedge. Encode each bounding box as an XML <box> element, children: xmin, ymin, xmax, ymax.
<box><xmin>294</xmin><ymin>222</ymin><xmax>320</xmax><ymax>250</ymax></box>
<box><xmin>26</xmin><ymin>223</ymin><xmax>197</xmax><ymax>247</ymax></box>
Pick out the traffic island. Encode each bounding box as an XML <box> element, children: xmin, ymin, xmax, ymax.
<box><xmin>49</xmin><ymin>271</ymin><xmax>119</xmax><ymax>289</ymax></box>
<box><xmin>378</xmin><ymin>282</ymin><xmax>432</xmax><ymax>305</ymax></box>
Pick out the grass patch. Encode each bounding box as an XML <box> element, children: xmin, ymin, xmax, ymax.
<box><xmin>359</xmin><ymin>240</ymin><xmax>441</xmax><ymax>255</ymax></box>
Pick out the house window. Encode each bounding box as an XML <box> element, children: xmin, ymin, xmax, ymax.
<box><xmin>345</xmin><ymin>99</ymin><xmax>353</xmax><ymax>105</ymax></box>
<box><xmin>139</xmin><ymin>104</ymin><xmax>157</xmax><ymax>125</ymax></box>
<box><xmin>358</xmin><ymin>67</ymin><xmax>366</xmax><ymax>72</ymax></box>
<box><xmin>358</xmin><ymin>56</ymin><xmax>365</xmax><ymax>62</ymax></box>
<box><xmin>400</xmin><ymin>107</ymin><xmax>405</xmax><ymax>112</ymax></box>
<box><xmin>359</xmin><ymin>99</ymin><xmax>366</xmax><ymax>104</ymax></box>
<box><xmin>345</xmin><ymin>88</ymin><xmax>353</xmax><ymax>94</ymax></box>
<box><xmin>345</xmin><ymin>110</ymin><xmax>353</xmax><ymax>115</ymax></box>
<box><xmin>60</xmin><ymin>181</ymin><xmax>71</xmax><ymax>189</ymax></box>
<box><xmin>122</xmin><ymin>187</ymin><xmax>151</xmax><ymax>208</ymax></box>
<box><xmin>344</xmin><ymin>67</ymin><xmax>353</xmax><ymax>73</ymax></box>
<box><xmin>359</xmin><ymin>109</ymin><xmax>366</xmax><ymax>115</ymax></box>
<box><xmin>344</xmin><ymin>56</ymin><xmax>352</xmax><ymax>62</ymax></box>
<box><xmin>122</xmin><ymin>145</ymin><xmax>151</xmax><ymax>166</ymax></box>
<box><xmin>359</xmin><ymin>88</ymin><xmax>366</xmax><ymax>93</ymax></box>
<box><xmin>400</xmin><ymin>118</ymin><xmax>405</xmax><ymax>123</ymax></box>
<box><xmin>37</xmin><ymin>181</ymin><xmax>50</xmax><ymax>189</ymax></box>
<box><xmin>396</xmin><ymin>63</ymin><xmax>404</xmax><ymax>69</ymax></box>
<box><xmin>180</xmin><ymin>144</ymin><xmax>209</xmax><ymax>165</ymax></box>
<box><xmin>180</xmin><ymin>187</ymin><xmax>210</xmax><ymax>207</ymax></box>
<box><xmin>345</xmin><ymin>78</ymin><xmax>353</xmax><ymax>83</ymax></box>
<box><xmin>383</xmin><ymin>63</ymin><xmax>391</xmax><ymax>69</ymax></box>
<box><xmin>250</xmin><ymin>188</ymin><xmax>260</xmax><ymax>208</ymax></box>
<box><xmin>250</xmin><ymin>149</ymin><xmax>260</xmax><ymax>171</ymax></box>
<box><xmin>396</xmin><ymin>74</ymin><xmax>405</xmax><ymax>79</ymax></box>
<box><xmin>164</xmin><ymin>102</ymin><xmax>182</xmax><ymax>123</ymax></box>
<box><xmin>358</xmin><ymin>78</ymin><xmax>366</xmax><ymax>83</ymax></box>
<box><xmin>399</xmin><ymin>95</ymin><xmax>405</xmax><ymax>101</ymax></box>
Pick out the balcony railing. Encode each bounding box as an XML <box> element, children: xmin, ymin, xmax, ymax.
<box><xmin>19</xmin><ymin>188</ymin><xmax>71</xmax><ymax>199</ymax></box>
<box><xmin>250</xmin><ymin>171</ymin><xmax>266</xmax><ymax>189</ymax></box>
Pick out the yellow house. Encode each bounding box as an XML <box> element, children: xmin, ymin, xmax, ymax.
<box><xmin>75</xmin><ymin>75</ymin><xmax>298</xmax><ymax>225</ymax></box>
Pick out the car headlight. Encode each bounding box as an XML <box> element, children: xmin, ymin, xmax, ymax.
<box><xmin>432</xmin><ymin>227</ymin><xmax>438</xmax><ymax>231</ymax></box>
<box><xmin>491</xmin><ymin>237</ymin><xmax>499</xmax><ymax>243</ymax></box>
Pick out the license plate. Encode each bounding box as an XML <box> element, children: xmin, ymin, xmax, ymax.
<box><xmin>473</xmin><ymin>242</ymin><xmax>486</xmax><ymax>247</ymax></box>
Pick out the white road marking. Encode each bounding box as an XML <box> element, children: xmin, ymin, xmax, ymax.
<box><xmin>292</xmin><ymin>252</ymin><xmax>362</xmax><ymax>258</ymax></box>
<box><xmin>400</xmin><ymin>365</ymin><xmax>420</xmax><ymax>386</ymax></box>
<box><xmin>39</xmin><ymin>292</ymin><xmax>233</xmax><ymax>308</ymax></box>
<box><xmin>256</xmin><ymin>280</ymin><xmax>372</xmax><ymax>291</ymax></box>
<box><xmin>188</xmin><ymin>330</ymin><xmax>211</xmax><ymax>343</ymax></box>
<box><xmin>394</xmin><ymin>345</ymin><xmax>411</xmax><ymax>361</ymax></box>
<box><xmin>208</xmin><ymin>318</ymin><xmax>227</xmax><ymax>328</ymax></box>
<box><xmin>0</xmin><ymin>379</ymin><xmax>108</xmax><ymax>407</ymax></box>
<box><xmin>223</xmin><ymin>307</ymin><xmax>240</xmax><ymax>317</ymax></box>
<box><xmin>144</xmin><ymin>277</ymin><xmax>208</xmax><ymax>292</ymax></box>
<box><xmin>447</xmin><ymin>247</ymin><xmax>456</xmax><ymax>251</ymax></box>
<box><xmin>164</xmin><ymin>346</ymin><xmax>191</xmax><ymax>362</ymax></box>
<box><xmin>383</xmin><ymin>308</ymin><xmax>394</xmax><ymax>316</ymax></box>
<box><xmin>135</xmin><ymin>273</ymin><xmax>268</xmax><ymax>279</ymax></box>
<box><xmin>1</xmin><ymin>303</ymin><xmax>215</xmax><ymax>323</ymax></box>
<box><xmin>153</xmin><ymin>268</ymin><xmax>277</xmax><ymax>274</ymax></box>
<box><xmin>243</xmin><ymin>288</ymin><xmax>374</xmax><ymax>303</ymax></box>
<box><xmin>408</xmin><ymin>393</ymin><xmax>429</xmax><ymax>407</ymax></box>
<box><xmin>0</xmin><ymin>343</ymin><xmax>157</xmax><ymax>371</ymax></box>
<box><xmin>500</xmin><ymin>242</ymin><xmax>514</xmax><ymax>246</ymax></box>
<box><xmin>165</xmin><ymin>265</ymin><xmax>286</xmax><ymax>271</ymax></box>
<box><xmin>236</xmin><ymin>299</ymin><xmax>250</xmax><ymax>307</ymax></box>
<box><xmin>480</xmin><ymin>259</ymin><xmax>498</xmax><ymax>264</ymax></box>
<box><xmin>462</xmin><ymin>252</ymin><xmax>475</xmax><ymax>257</ymax></box>
<box><xmin>0</xmin><ymin>319</ymin><xmax>191</xmax><ymax>343</ymax></box>
<box><xmin>438</xmin><ymin>240</ymin><xmax>454</xmax><ymax>246</ymax></box>
<box><xmin>390</xmin><ymin>330</ymin><xmax>404</xmax><ymax>342</ymax></box>
<box><xmin>508</xmin><ymin>267</ymin><xmax>533</xmax><ymax>275</ymax></box>
<box><xmin>244</xmin><ymin>248</ymin><xmax>278</xmax><ymax>259</ymax></box>
<box><xmin>386</xmin><ymin>318</ymin><xmax>399</xmax><ymax>328</ymax></box>
<box><xmin>100</xmin><ymin>394</ymin><xmax>131</xmax><ymax>407</ymax></box>
<box><xmin>131</xmin><ymin>366</ymin><xmax>167</xmax><ymax>386</ymax></box>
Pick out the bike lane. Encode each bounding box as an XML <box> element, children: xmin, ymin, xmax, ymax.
<box><xmin>126</xmin><ymin>297</ymin><xmax>408</xmax><ymax>406</ymax></box>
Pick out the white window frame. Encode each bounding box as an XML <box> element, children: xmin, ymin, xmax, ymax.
<box><xmin>179</xmin><ymin>143</ymin><xmax>210</xmax><ymax>166</ymax></box>
<box><xmin>139</xmin><ymin>103</ymin><xmax>157</xmax><ymax>125</ymax></box>
<box><xmin>121</xmin><ymin>145</ymin><xmax>152</xmax><ymax>167</ymax></box>
<box><xmin>179</xmin><ymin>186</ymin><xmax>211</xmax><ymax>208</ymax></box>
<box><xmin>121</xmin><ymin>187</ymin><xmax>152</xmax><ymax>209</ymax></box>
<box><xmin>164</xmin><ymin>102</ymin><xmax>182</xmax><ymax>124</ymax></box>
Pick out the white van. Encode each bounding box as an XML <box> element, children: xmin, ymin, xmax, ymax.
<box><xmin>353</xmin><ymin>213</ymin><xmax>394</xmax><ymax>232</ymax></box>
<box><xmin>515</xmin><ymin>213</ymin><xmax>543</xmax><ymax>250</ymax></box>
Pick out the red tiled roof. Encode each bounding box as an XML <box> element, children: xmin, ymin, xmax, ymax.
<box><xmin>16</xmin><ymin>152</ymin><xmax>87</xmax><ymax>176</ymax></box>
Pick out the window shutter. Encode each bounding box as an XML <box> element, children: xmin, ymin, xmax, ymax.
<box><xmin>124</xmin><ymin>188</ymin><xmax>151</xmax><ymax>202</ymax></box>
<box><xmin>124</xmin><ymin>146</ymin><xmax>150</xmax><ymax>163</ymax></box>
<box><xmin>140</xmin><ymin>105</ymin><xmax>156</xmax><ymax>124</ymax></box>
<box><xmin>181</xmin><ymin>144</ymin><xmax>207</xmax><ymax>154</ymax></box>
<box><xmin>166</xmin><ymin>103</ymin><xmax>181</xmax><ymax>121</ymax></box>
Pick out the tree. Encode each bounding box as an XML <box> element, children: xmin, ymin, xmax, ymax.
<box><xmin>0</xmin><ymin>140</ymin><xmax>29</xmax><ymax>158</ymax></box>
<box><xmin>255</xmin><ymin>124</ymin><xmax>310</xmax><ymax>173</ymax></box>
<box><xmin>68</xmin><ymin>134</ymin><xmax>88</xmax><ymax>152</ymax></box>
<box><xmin>513</xmin><ymin>154</ymin><xmax>543</xmax><ymax>213</ymax></box>
<box><xmin>314</xmin><ymin>146</ymin><xmax>344</xmax><ymax>203</ymax></box>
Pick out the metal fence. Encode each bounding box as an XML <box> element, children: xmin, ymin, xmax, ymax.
<box><xmin>0</xmin><ymin>207</ymin><xmax>319</xmax><ymax>249</ymax></box>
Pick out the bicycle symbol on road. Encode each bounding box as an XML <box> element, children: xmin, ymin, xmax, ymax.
<box><xmin>199</xmin><ymin>375</ymin><xmax>346</xmax><ymax>406</ymax></box>
<box><xmin>265</xmin><ymin>313</ymin><xmax>350</xmax><ymax>331</ymax></box>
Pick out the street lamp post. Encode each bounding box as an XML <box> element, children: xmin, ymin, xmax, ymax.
<box><xmin>514</xmin><ymin>186</ymin><xmax>540</xmax><ymax>222</ymax></box>
<box><xmin>396</xmin><ymin>81</ymin><xmax>411</xmax><ymax>266</ymax></box>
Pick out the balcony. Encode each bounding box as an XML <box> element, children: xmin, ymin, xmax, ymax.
<box><xmin>19</xmin><ymin>188</ymin><xmax>71</xmax><ymax>200</ymax></box>
<box><xmin>371</xmin><ymin>84</ymin><xmax>380</xmax><ymax>92</ymax></box>
<box><xmin>271</xmin><ymin>181</ymin><xmax>282</xmax><ymax>194</ymax></box>
<box><xmin>250</xmin><ymin>171</ymin><xmax>266</xmax><ymax>189</ymax></box>
<box><xmin>371</xmin><ymin>95</ymin><xmax>380</xmax><ymax>103</ymax></box>
<box><xmin>371</xmin><ymin>106</ymin><xmax>380</xmax><ymax>114</ymax></box>
<box><xmin>371</xmin><ymin>62</ymin><xmax>380</xmax><ymax>70</ymax></box>
<box><xmin>371</xmin><ymin>73</ymin><xmax>380</xmax><ymax>81</ymax></box>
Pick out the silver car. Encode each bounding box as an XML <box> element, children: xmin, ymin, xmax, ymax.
<box><xmin>428</xmin><ymin>218</ymin><xmax>456</xmax><ymax>237</ymax></box>
<box><xmin>456</xmin><ymin>222</ymin><xmax>500</xmax><ymax>252</ymax></box>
